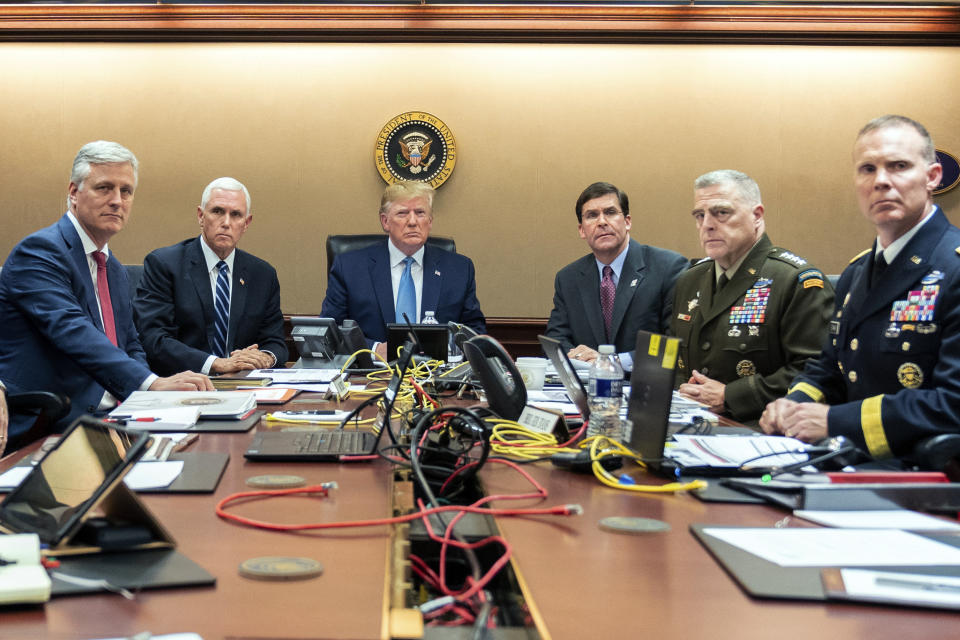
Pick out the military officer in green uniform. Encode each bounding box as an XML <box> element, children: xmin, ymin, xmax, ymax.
<box><xmin>670</xmin><ymin>170</ymin><xmax>835</xmax><ymax>423</ymax></box>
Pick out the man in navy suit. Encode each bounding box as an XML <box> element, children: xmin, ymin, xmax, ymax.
<box><xmin>134</xmin><ymin>177</ymin><xmax>288</xmax><ymax>376</ymax></box>
<box><xmin>0</xmin><ymin>141</ymin><xmax>213</xmax><ymax>444</ymax></box>
<box><xmin>545</xmin><ymin>182</ymin><xmax>688</xmax><ymax>369</ymax></box>
<box><xmin>761</xmin><ymin>116</ymin><xmax>960</xmax><ymax>458</ymax></box>
<box><xmin>321</xmin><ymin>181</ymin><xmax>486</xmax><ymax>360</ymax></box>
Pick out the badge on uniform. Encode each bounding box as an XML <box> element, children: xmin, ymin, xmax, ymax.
<box><xmin>897</xmin><ymin>362</ymin><xmax>924</xmax><ymax>389</ymax></box>
<box><xmin>677</xmin><ymin>313</ymin><xmax>691</xmax><ymax>322</ymax></box>
<box><xmin>884</xmin><ymin>323</ymin><xmax>901</xmax><ymax>338</ymax></box>
<box><xmin>688</xmin><ymin>296</ymin><xmax>700</xmax><ymax>312</ymax></box>
<box><xmin>890</xmin><ymin>284</ymin><xmax>939</xmax><ymax>323</ymax></box>
<box><xmin>798</xmin><ymin>269</ymin><xmax>825</xmax><ymax>289</ymax></box>
<box><xmin>829</xmin><ymin>321</ymin><xmax>840</xmax><ymax>335</ymax></box>
<box><xmin>918</xmin><ymin>323</ymin><xmax>938</xmax><ymax>334</ymax></box>
<box><xmin>921</xmin><ymin>270</ymin><xmax>944</xmax><ymax>285</ymax></box>
<box><xmin>735</xmin><ymin>360</ymin><xmax>756</xmax><ymax>377</ymax></box>
<box><xmin>728</xmin><ymin>326</ymin><xmax>742</xmax><ymax>337</ymax></box>
<box><xmin>729</xmin><ymin>280</ymin><xmax>770</xmax><ymax>325</ymax></box>
<box><xmin>748</xmin><ymin>326</ymin><xmax>760</xmax><ymax>337</ymax></box>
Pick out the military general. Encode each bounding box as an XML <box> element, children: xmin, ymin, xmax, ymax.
<box><xmin>761</xmin><ymin>116</ymin><xmax>960</xmax><ymax>458</ymax></box>
<box><xmin>671</xmin><ymin>170</ymin><xmax>834</xmax><ymax>422</ymax></box>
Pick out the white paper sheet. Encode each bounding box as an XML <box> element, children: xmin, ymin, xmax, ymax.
<box><xmin>248</xmin><ymin>368</ymin><xmax>340</xmax><ymax>383</ymax></box>
<box><xmin>671</xmin><ymin>434</ymin><xmax>809</xmax><ymax>468</ymax></box>
<box><xmin>703</xmin><ymin>527</ymin><xmax>960</xmax><ymax>567</ymax></box>
<box><xmin>122</xmin><ymin>460</ymin><xmax>185</xmax><ymax>490</ymax></box>
<box><xmin>794</xmin><ymin>510</ymin><xmax>960</xmax><ymax>531</ymax></box>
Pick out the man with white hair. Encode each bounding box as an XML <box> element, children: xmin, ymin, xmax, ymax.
<box><xmin>670</xmin><ymin>169</ymin><xmax>834</xmax><ymax>422</ymax></box>
<box><xmin>0</xmin><ymin>141</ymin><xmax>212</xmax><ymax>446</ymax></box>
<box><xmin>135</xmin><ymin>177</ymin><xmax>287</xmax><ymax>375</ymax></box>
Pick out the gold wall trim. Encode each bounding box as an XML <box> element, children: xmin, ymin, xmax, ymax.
<box><xmin>0</xmin><ymin>4</ymin><xmax>958</xmax><ymax>44</ymax></box>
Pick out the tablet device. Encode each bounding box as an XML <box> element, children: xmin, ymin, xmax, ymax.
<box><xmin>0</xmin><ymin>417</ymin><xmax>149</xmax><ymax>546</ymax></box>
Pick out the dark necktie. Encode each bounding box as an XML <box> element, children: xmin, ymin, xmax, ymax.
<box><xmin>600</xmin><ymin>265</ymin><xmax>615</xmax><ymax>340</ymax></box>
<box><xmin>396</xmin><ymin>256</ymin><xmax>416</xmax><ymax>323</ymax></box>
<box><xmin>871</xmin><ymin>252</ymin><xmax>888</xmax><ymax>288</ymax></box>
<box><xmin>717</xmin><ymin>273</ymin><xmax>729</xmax><ymax>293</ymax></box>
<box><xmin>213</xmin><ymin>261</ymin><xmax>230</xmax><ymax>357</ymax></box>
<box><xmin>92</xmin><ymin>251</ymin><xmax>117</xmax><ymax>346</ymax></box>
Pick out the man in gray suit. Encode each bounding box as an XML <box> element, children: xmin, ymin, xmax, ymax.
<box><xmin>545</xmin><ymin>182</ymin><xmax>688</xmax><ymax>369</ymax></box>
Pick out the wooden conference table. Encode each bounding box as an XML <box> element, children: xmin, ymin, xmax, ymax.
<box><xmin>1</xmin><ymin>389</ymin><xmax>956</xmax><ymax>640</ymax></box>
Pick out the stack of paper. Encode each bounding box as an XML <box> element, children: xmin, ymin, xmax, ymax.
<box><xmin>109</xmin><ymin>406</ymin><xmax>201</xmax><ymax>431</ymax></box>
<box><xmin>0</xmin><ymin>534</ymin><xmax>51</xmax><ymax>604</ymax></box>
<box><xmin>112</xmin><ymin>391</ymin><xmax>256</xmax><ymax>420</ymax></box>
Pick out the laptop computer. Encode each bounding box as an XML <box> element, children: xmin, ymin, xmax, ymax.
<box><xmin>244</xmin><ymin>342</ymin><xmax>415</xmax><ymax>462</ymax></box>
<box><xmin>387</xmin><ymin>323</ymin><xmax>448</xmax><ymax>362</ymax></box>
<box><xmin>627</xmin><ymin>330</ymin><xmax>777</xmax><ymax>478</ymax></box>
<box><xmin>538</xmin><ymin>334</ymin><xmax>590</xmax><ymax>423</ymax></box>
<box><xmin>0</xmin><ymin>416</ymin><xmax>151</xmax><ymax>547</ymax></box>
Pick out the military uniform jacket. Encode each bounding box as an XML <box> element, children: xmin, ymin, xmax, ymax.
<box><xmin>670</xmin><ymin>234</ymin><xmax>834</xmax><ymax>422</ymax></box>
<box><xmin>787</xmin><ymin>208</ymin><xmax>960</xmax><ymax>459</ymax></box>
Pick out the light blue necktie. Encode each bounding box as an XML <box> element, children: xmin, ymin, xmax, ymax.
<box><xmin>213</xmin><ymin>261</ymin><xmax>230</xmax><ymax>357</ymax></box>
<box><xmin>395</xmin><ymin>256</ymin><xmax>417</xmax><ymax>324</ymax></box>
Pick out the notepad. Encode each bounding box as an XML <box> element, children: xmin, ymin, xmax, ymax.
<box><xmin>0</xmin><ymin>534</ymin><xmax>52</xmax><ymax>604</ymax></box>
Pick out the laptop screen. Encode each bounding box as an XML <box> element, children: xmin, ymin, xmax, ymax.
<box><xmin>626</xmin><ymin>331</ymin><xmax>680</xmax><ymax>468</ymax></box>
<box><xmin>386</xmin><ymin>324</ymin><xmax>448</xmax><ymax>362</ymax></box>
<box><xmin>538</xmin><ymin>334</ymin><xmax>590</xmax><ymax>421</ymax></box>
<box><xmin>0</xmin><ymin>417</ymin><xmax>149</xmax><ymax>545</ymax></box>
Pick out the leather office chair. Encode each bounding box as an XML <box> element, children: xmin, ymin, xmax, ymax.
<box><xmin>124</xmin><ymin>264</ymin><xmax>145</xmax><ymax>300</ymax></box>
<box><xmin>4</xmin><ymin>391</ymin><xmax>70</xmax><ymax>454</ymax></box>
<box><xmin>325</xmin><ymin>234</ymin><xmax>456</xmax><ymax>275</ymax></box>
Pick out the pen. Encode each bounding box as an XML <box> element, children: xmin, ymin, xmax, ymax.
<box><xmin>109</xmin><ymin>417</ymin><xmax>161</xmax><ymax>422</ymax></box>
<box><xmin>284</xmin><ymin>410</ymin><xmax>338</xmax><ymax>415</ymax></box>
<box><xmin>875</xmin><ymin>576</ymin><xmax>960</xmax><ymax>594</ymax></box>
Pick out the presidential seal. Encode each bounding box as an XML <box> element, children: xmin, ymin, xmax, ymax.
<box><xmin>897</xmin><ymin>362</ymin><xmax>924</xmax><ymax>389</ymax></box>
<box><xmin>375</xmin><ymin>111</ymin><xmax>456</xmax><ymax>188</ymax></box>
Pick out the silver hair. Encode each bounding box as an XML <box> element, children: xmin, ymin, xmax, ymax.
<box><xmin>67</xmin><ymin>140</ymin><xmax>139</xmax><ymax>207</ymax></box>
<box><xmin>200</xmin><ymin>177</ymin><xmax>252</xmax><ymax>215</ymax></box>
<box><xmin>694</xmin><ymin>169</ymin><xmax>762</xmax><ymax>207</ymax></box>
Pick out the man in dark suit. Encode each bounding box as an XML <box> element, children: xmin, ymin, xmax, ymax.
<box><xmin>0</xmin><ymin>141</ymin><xmax>212</xmax><ymax>443</ymax></box>
<box><xmin>134</xmin><ymin>177</ymin><xmax>288</xmax><ymax>376</ymax></box>
<box><xmin>321</xmin><ymin>181</ymin><xmax>486</xmax><ymax>360</ymax></box>
<box><xmin>761</xmin><ymin>115</ymin><xmax>960</xmax><ymax>458</ymax></box>
<box><xmin>545</xmin><ymin>181</ymin><xmax>688</xmax><ymax>369</ymax></box>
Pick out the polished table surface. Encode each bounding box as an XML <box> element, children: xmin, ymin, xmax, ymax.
<box><xmin>2</xmin><ymin>393</ymin><xmax>958</xmax><ymax>639</ymax></box>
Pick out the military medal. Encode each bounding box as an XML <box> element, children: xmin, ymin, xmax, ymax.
<box><xmin>728</xmin><ymin>279</ymin><xmax>771</xmax><ymax>325</ymax></box>
<box><xmin>728</xmin><ymin>326</ymin><xmax>741</xmax><ymax>337</ymax></box>
<box><xmin>884</xmin><ymin>323</ymin><xmax>901</xmax><ymax>338</ymax></box>
<box><xmin>735</xmin><ymin>360</ymin><xmax>756</xmax><ymax>377</ymax></box>
<box><xmin>748</xmin><ymin>326</ymin><xmax>760</xmax><ymax>337</ymax></box>
<box><xmin>890</xmin><ymin>285</ymin><xmax>939</xmax><ymax>323</ymax></box>
<box><xmin>897</xmin><ymin>362</ymin><xmax>923</xmax><ymax>389</ymax></box>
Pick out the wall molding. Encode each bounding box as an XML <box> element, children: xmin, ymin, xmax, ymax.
<box><xmin>0</xmin><ymin>4</ymin><xmax>958</xmax><ymax>44</ymax></box>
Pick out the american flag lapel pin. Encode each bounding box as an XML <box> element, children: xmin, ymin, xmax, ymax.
<box><xmin>240</xmin><ymin>278</ymin><xmax>245</xmax><ymax>286</ymax></box>
<box><xmin>435</xmin><ymin>270</ymin><xmax>441</xmax><ymax>277</ymax></box>
<box><xmin>630</xmin><ymin>279</ymin><xmax>638</xmax><ymax>287</ymax></box>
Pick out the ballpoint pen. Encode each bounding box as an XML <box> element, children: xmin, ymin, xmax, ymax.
<box><xmin>875</xmin><ymin>576</ymin><xmax>960</xmax><ymax>594</ymax></box>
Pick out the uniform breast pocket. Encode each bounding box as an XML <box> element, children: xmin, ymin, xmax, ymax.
<box><xmin>879</xmin><ymin>331</ymin><xmax>939</xmax><ymax>356</ymax></box>
<box><xmin>721</xmin><ymin>328</ymin><xmax>772</xmax><ymax>372</ymax></box>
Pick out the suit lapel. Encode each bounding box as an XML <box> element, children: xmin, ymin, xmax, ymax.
<box><xmin>186</xmin><ymin>239</ymin><xmax>217</xmax><ymax>351</ymax></box>
<box><xmin>371</xmin><ymin>242</ymin><xmax>397</xmax><ymax>328</ymax></box>
<box><xmin>576</xmin><ymin>259</ymin><xmax>606</xmax><ymax>346</ymax></box>
<box><xmin>229</xmin><ymin>251</ymin><xmax>249</xmax><ymax>350</ymax></box>
<box><xmin>421</xmin><ymin>247</ymin><xmax>441</xmax><ymax>320</ymax></box>
<box><xmin>58</xmin><ymin>216</ymin><xmax>102</xmax><ymax>329</ymax></box>
<box><xmin>609</xmin><ymin>242</ymin><xmax>645</xmax><ymax>341</ymax></box>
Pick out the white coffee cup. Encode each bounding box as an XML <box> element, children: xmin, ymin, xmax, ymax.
<box><xmin>516</xmin><ymin>357</ymin><xmax>548</xmax><ymax>391</ymax></box>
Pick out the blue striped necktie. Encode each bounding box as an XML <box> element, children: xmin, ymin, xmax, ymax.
<box><xmin>395</xmin><ymin>256</ymin><xmax>416</xmax><ymax>324</ymax></box>
<box><xmin>213</xmin><ymin>260</ymin><xmax>230</xmax><ymax>357</ymax></box>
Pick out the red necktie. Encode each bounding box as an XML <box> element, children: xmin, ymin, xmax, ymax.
<box><xmin>92</xmin><ymin>251</ymin><xmax>118</xmax><ymax>346</ymax></box>
<box><xmin>601</xmin><ymin>265</ymin><xmax>615</xmax><ymax>341</ymax></box>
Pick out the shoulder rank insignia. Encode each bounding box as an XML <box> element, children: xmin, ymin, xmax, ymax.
<box><xmin>776</xmin><ymin>250</ymin><xmax>807</xmax><ymax>266</ymax></box>
<box><xmin>849</xmin><ymin>248</ymin><xmax>871</xmax><ymax>264</ymax></box>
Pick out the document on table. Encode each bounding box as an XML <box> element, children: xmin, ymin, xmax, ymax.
<box><xmin>702</xmin><ymin>527</ymin><xmax>960</xmax><ymax>567</ymax></box>
<box><xmin>795</xmin><ymin>509</ymin><xmax>960</xmax><ymax>531</ymax></box>
<box><xmin>123</xmin><ymin>460</ymin><xmax>185</xmax><ymax>490</ymax></box>
<box><xmin>824</xmin><ymin>568</ymin><xmax>960</xmax><ymax>609</ymax></box>
<box><xmin>671</xmin><ymin>434</ymin><xmax>809</xmax><ymax>468</ymax></box>
<box><xmin>248</xmin><ymin>368</ymin><xmax>340</xmax><ymax>383</ymax></box>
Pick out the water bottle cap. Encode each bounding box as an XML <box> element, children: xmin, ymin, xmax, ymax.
<box><xmin>598</xmin><ymin>344</ymin><xmax>615</xmax><ymax>355</ymax></box>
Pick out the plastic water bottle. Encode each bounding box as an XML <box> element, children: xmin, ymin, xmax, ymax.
<box><xmin>422</xmin><ymin>311</ymin><xmax>438</xmax><ymax>325</ymax></box>
<box><xmin>586</xmin><ymin>345</ymin><xmax>624</xmax><ymax>441</ymax></box>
